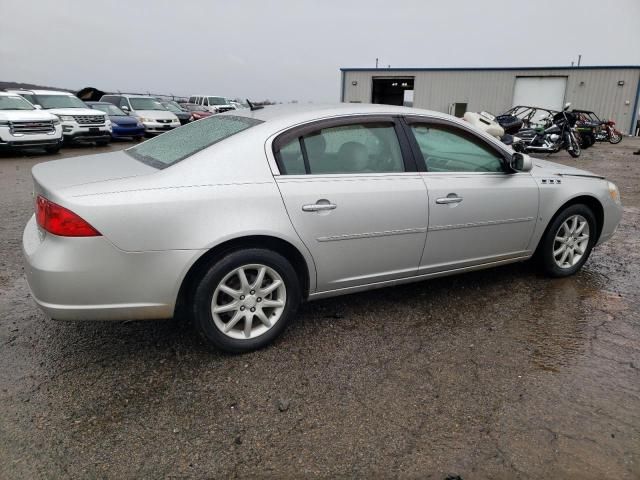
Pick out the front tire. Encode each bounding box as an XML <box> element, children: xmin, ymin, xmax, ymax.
<box><xmin>192</xmin><ymin>249</ymin><xmax>301</xmax><ymax>353</ymax></box>
<box><xmin>568</xmin><ymin>133</ymin><xmax>581</xmax><ymax>158</ymax></box>
<box><xmin>609</xmin><ymin>131</ymin><xmax>622</xmax><ymax>144</ymax></box>
<box><xmin>538</xmin><ymin>204</ymin><xmax>597</xmax><ymax>277</ymax></box>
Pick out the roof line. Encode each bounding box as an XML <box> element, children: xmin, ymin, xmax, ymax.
<box><xmin>340</xmin><ymin>65</ymin><xmax>640</xmax><ymax>72</ymax></box>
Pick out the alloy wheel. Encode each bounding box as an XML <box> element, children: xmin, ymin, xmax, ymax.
<box><xmin>552</xmin><ymin>215</ymin><xmax>590</xmax><ymax>269</ymax></box>
<box><xmin>211</xmin><ymin>264</ymin><xmax>286</xmax><ymax>340</ymax></box>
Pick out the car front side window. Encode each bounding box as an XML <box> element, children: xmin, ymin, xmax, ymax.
<box><xmin>276</xmin><ymin>122</ymin><xmax>405</xmax><ymax>175</ymax></box>
<box><xmin>410</xmin><ymin>123</ymin><xmax>505</xmax><ymax>173</ymax></box>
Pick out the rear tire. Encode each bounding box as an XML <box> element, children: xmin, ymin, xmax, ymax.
<box><xmin>538</xmin><ymin>204</ymin><xmax>597</xmax><ymax>277</ymax></box>
<box><xmin>191</xmin><ymin>248</ymin><xmax>301</xmax><ymax>353</ymax></box>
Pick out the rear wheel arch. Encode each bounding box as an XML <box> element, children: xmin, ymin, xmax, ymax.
<box><xmin>536</xmin><ymin>195</ymin><xmax>604</xmax><ymax>253</ymax></box>
<box><xmin>174</xmin><ymin>235</ymin><xmax>311</xmax><ymax>319</ymax></box>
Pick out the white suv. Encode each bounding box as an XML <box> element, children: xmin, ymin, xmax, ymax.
<box><xmin>0</xmin><ymin>92</ymin><xmax>63</xmax><ymax>153</ymax></box>
<box><xmin>187</xmin><ymin>95</ymin><xmax>236</xmax><ymax>113</ymax></box>
<box><xmin>100</xmin><ymin>94</ymin><xmax>180</xmax><ymax>135</ymax></box>
<box><xmin>8</xmin><ymin>90</ymin><xmax>111</xmax><ymax>145</ymax></box>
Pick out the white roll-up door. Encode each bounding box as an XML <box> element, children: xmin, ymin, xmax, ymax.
<box><xmin>512</xmin><ymin>76</ymin><xmax>568</xmax><ymax>110</ymax></box>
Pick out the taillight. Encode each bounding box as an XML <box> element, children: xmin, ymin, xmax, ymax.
<box><xmin>35</xmin><ymin>195</ymin><xmax>101</xmax><ymax>237</ymax></box>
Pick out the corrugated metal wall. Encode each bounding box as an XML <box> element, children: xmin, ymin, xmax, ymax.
<box><xmin>342</xmin><ymin>68</ymin><xmax>640</xmax><ymax>134</ymax></box>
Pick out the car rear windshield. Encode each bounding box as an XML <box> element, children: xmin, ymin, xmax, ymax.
<box><xmin>126</xmin><ymin>115</ymin><xmax>263</xmax><ymax>169</ymax></box>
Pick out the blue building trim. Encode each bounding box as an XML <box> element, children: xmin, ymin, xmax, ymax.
<box><xmin>631</xmin><ymin>72</ymin><xmax>640</xmax><ymax>135</ymax></box>
<box><xmin>340</xmin><ymin>65</ymin><xmax>640</xmax><ymax>72</ymax></box>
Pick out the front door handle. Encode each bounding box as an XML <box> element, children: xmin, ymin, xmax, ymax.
<box><xmin>436</xmin><ymin>195</ymin><xmax>463</xmax><ymax>205</ymax></box>
<box><xmin>302</xmin><ymin>202</ymin><xmax>337</xmax><ymax>212</ymax></box>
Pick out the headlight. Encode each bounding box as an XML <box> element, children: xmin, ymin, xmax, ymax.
<box><xmin>51</xmin><ymin>117</ymin><xmax>61</xmax><ymax>125</ymax></box>
<box><xmin>608</xmin><ymin>181</ymin><xmax>621</xmax><ymax>205</ymax></box>
<box><xmin>57</xmin><ymin>115</ymin><xmax>74</xmax><ymax>122</ymax></box>
<box><xmin>139</xmin><ymin>117</ymin><xmax>152</xmax><ymax>123</ymax></box>
<box><xmin>137</xmin><ymin>121</ymin><xmax>144</xmax><ymax>127</ymax></box>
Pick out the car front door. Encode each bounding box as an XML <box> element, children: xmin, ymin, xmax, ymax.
<box><xmin>404</xmin><ymin>117</ymin><xmax>539</xmax><ymax>273</ymax></box>
<box><xmin>273</xmin><ymin>116</ymin><xmax>429</xmax><ymax>293</ymax></box>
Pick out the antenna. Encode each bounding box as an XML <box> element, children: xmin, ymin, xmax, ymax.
<box><xmin>246</xmin><ymin>99</ymin><xmax>264</xmax><ymax>111</ymax></box>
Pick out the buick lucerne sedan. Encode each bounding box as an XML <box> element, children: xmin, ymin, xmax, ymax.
<box><xmin>23</xmin><ymin>104</ymin><xmax>623</xmax><ymax>352</ymax></box>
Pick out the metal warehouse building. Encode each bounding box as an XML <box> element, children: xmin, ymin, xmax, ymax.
<box><xmin>340</xmin><ymin>66</ymin><xmax>640</xmax><ymax>135</ymax></box>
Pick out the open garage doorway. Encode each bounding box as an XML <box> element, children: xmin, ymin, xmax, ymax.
<box><xmin>372</xmin><ymin>77</ymin><xmax>415</xmax><ymax>106</ymax></box>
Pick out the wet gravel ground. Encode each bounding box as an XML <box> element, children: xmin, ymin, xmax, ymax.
<box><xmin>1</xmin><ymin>138</ymin><xmax>639</xmax><ymax>479</ymax></box>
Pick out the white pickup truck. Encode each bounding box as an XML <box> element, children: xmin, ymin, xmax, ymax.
<box><xmin>0</xmin><ymin>92</ymin><xmax>63</xmax><ymax>153</ymax></box>
<box><xmin>7</xmin><ymin>89</ymin><xmax>111</xmax><ymax>145</ymax></box>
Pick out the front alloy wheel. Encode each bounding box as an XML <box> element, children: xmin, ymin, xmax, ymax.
<box><xmin>538</xmin><ymin>204</ymin><xmax>596</xmax><ymax>277</ymax></box>
<box><xmin>552</xmin><ymin>215</ymin><xmax>590</xmax><ymax>269</ymax></box>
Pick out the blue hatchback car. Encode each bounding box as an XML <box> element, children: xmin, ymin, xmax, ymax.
<box><xmin>86</xmin><ymin>101</ymin><xmax>145</xmax><ymax>139</ymax></box>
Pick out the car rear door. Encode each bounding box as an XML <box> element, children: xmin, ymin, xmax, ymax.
<box><xmin>403</xmin><ymin>117</ymin><xmax>539</xmax><ymax>273</ymax></box>
<box><xmin>272</xmin><ymin>116</ymin><xmax>429</xmax><ymax>293</ymax></box>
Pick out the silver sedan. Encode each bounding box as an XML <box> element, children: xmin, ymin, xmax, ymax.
<box><xmin>23</xmin><ymin>104</ymin><xmax>623</xmax><ymax>352</ymax></box>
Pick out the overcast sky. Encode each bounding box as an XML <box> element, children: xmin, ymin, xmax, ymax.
<box><xmin>1</xmin><ymin>0</ymin><xmax>639</xmax><ymax>102</ymax></box>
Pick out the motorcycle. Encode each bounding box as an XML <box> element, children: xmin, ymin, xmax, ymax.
<box><xmin>596</xmin><ymin>119</ymin><xmax>623</xmax><ymax>144</ymax></box>
<box><xmin>511</xmin><ymin>103</ymin><xmax>581</xmax><ymax>158</ymax></box>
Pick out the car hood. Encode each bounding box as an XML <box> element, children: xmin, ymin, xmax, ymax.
<box><xmin>32</xmin><ymin>150</ymin><xmax>157</xmax><ymax>196</ymax></box>
<box><xmin>529</xmin><ymin>158</ymin><xmax>603</xmax><ymax>179</ymax></box>
<box><xmin>134</xmin><ymin>110</ymin><xmax>178</xmax><ymax>121</ymax></box>
<box><xmin>44</xmin><ymin>107</ymin><xmax>107</xmax><ymax>118</ymax></box>
<box><xmin>0</xmin><ymin>110</ymin><xmax>58</xmax><ymax>121</ymax></box>
<box><xmin>110</xmin><ymin>115</ymin><xmax>139</xmax><ymax>125</ymax></box>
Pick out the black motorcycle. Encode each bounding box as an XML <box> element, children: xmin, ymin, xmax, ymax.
<box><xmin>511</xmin><ymin>104</ymin><xmax>581</xmax><ymax>158</ymax></box>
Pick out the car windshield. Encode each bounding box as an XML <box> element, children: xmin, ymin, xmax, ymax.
<box><xmin>163</xmin><ymin>103</ymin><xmax>182</xmax><ymax>113</ymax></box>
<box><xmin>126</xmin><ymin>115</ymin><xmax>263</xmax><ymax>168</ymax></box>
<box><xmin>208</xmin><ymin>96</ymin><xmax>228</xmax><ymax>105</ymax></box>
<box><xmin>0</xmin><ymin>96</ymin><xmax>35</xmax><ymax>110</ymax></box>
<box><xmin>129</xmin><ymin>98</ymin><xmax>166</xmax><ymax>111</ymax></box>
<box><xmin>35</xmin><ymin>94</ymin><xmax>87</xmax><ymax>109</ymax></box>
<box><xmin>91</xmin><ymin>103</ymin><xmax>126</xmax><ymax>116</ymax></box>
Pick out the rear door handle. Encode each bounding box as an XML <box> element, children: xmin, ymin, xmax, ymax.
<box><xmin>436</xmin><ymin>196</ymin><xmax>463</xmax><ymax>205</ymax></box>
<box><xmin>302</xmin><ymin>202</ymin><xmax>337</xmax><ymax>212</ymax></box>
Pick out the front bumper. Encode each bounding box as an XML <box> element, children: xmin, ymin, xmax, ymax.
<box><xmin>61</xmin><ymin>122</ymin><xmax>111</xmax><ymax>143</ymax></box>
<box><xmin>0</xmin><ymin>125</ymin><xmax>63</xmax><ymax>149</ymax></box>
<box><xmin>596</xmin><ymin>199</ymin><xmax>623</xmax><ymax>246</ymax></box>
<box><xmin>141</xmin><ymin>121</ymin><xmax>180</xmax><ymax>134</ymax></box>
<box><xmin>22</xmin><ymin>216</ymin><xmax>200</xmax><ymax>321</ymax></box>
<box><xmin>112</xmin><ymin>124</ymin><xmax>145</xmax><ymax>138</ymax></box>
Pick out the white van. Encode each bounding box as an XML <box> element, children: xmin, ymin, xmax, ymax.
<box><xmin>187</xmin><ymin>95</ymin><xmax>235</xmax><ymax>114</ymax></box>
<box><xmin>100</xmin><ymin>94</ymin><xmax>181</xmax><ymax>135</ymax></box>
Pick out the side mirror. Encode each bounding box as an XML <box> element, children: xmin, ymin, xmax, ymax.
<box><xmin>510</xmin><ymin>152</ymin><xmax>533</xmax><ymax>172</ymax></box>
<box><xmin>34</xmin><ymin>104</ymin><xmax>42</xmax><ymax>110</ymax></box>
<box><xmin>121</xmin><ymin>105</ymin><xmax>129</xmax><ymax>112</ymax></box>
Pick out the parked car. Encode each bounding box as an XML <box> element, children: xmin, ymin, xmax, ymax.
<box><xmin>180</xmin><ymin>103</ymin><xmax>213</xmax><ymax>120</ymax></box>
<box><xmin>160</xmin><ymin>101</ymin><xmax>192</xmax><ymax>125</ymax></box>
<box><xmin>0</xmin><ymin>92</ymin><xmax>63</xmax><ymax>153</ymax></box>
<box><xmin>23</xmin><ymin>104</ymin><xmax>622</xmax><ymax>353</ymax></box>
<box><xmin>100</xmin><ymin>94</ymin><xmax>180</xmax><ymax>135</ymax></box>
<box><xmin>187</xmin><ymin>95</ymin><xmax>235</xmax><ymax>113</ymax></box>
<box><xmin>7</xmin><ymin>90</ymin><xmax>111</xmax><ymax>145</ymax></box>
<box><xmin>86</xmin><ymin>101</ymin><xmax>145</xmax><ymax>140</ymax></box>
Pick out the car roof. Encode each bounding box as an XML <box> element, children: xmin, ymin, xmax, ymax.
<box><xmin>16</xmin><ymin>89</ymin><xmax>74</xmax><ymax>96</ymax></box>
<box><xmin>86</xmin><ymin>101</ymin><xmax>110</xmax><ymax>105</ymax></box>
<box><xmin>226</xmin><ymin>102</ymin><xmax>447</xmax><ymax>124</ymax></box>
<box><xmin>0</xmin><ymin>91</ymin><xmax>26</xmax><ymax>97</ymax></box>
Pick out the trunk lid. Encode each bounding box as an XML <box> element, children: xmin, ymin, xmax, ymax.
<box><xmin>32</xmin><ymin>150</ymin><xmax>157</xmax><ymax>198</ymax></box>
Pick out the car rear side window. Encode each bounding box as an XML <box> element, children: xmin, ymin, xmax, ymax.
<box><xmin>126</xmin><ymin>115</ymin><xmax>263</xmax><ymax>169</ymax></box>
<box><xmin>275</xmin><ymin>122</ymin><xmax>405</xmax><ymax>175</ymax></box>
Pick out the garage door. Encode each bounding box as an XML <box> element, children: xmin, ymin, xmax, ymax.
<box><xmin>512</xmin><ymin>76</ymin><xmax>567</xmax><ymax>110</ymax></box>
